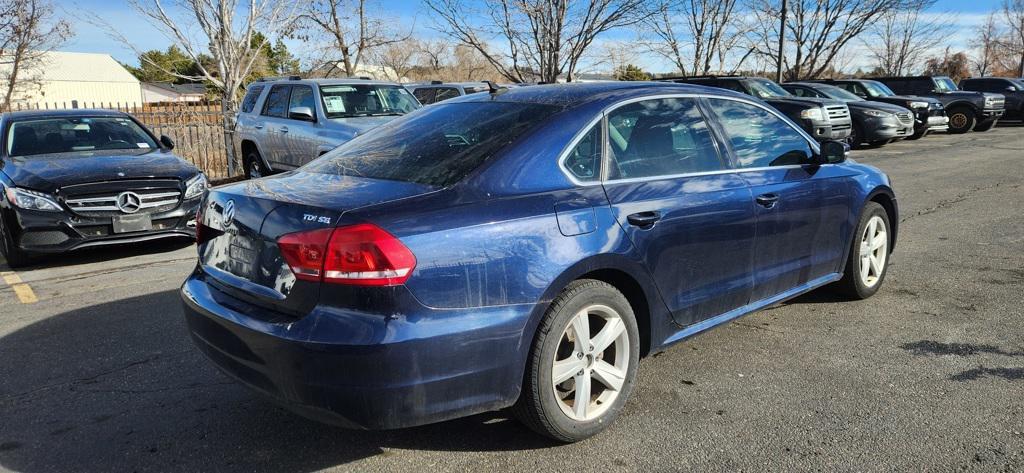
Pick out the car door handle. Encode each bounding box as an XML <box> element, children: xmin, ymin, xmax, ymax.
<box><xmin>253</xmin><ymin>125</ymin><xmax>263</xmax><ymax>130</ymax></box>
<box><xmin>755</xmin><ymin>193</ymin><xmax>780</xmax><ymax>208</ymax></box>
<box><xmin>626</xmin><ymin>211</ymin><xmax>661</xmax><ymax>228</ymax></box>
<box><xmin>279</xmin><ymin>126</ymin><xmax>289</xmax><ymax>133</ymax></box>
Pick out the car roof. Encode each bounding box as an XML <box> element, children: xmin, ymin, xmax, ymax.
<box><xmin>1</xmin><ymin>108</ymin><xmax>130</xmax><ymax>120</ymax></box>
<box><xmin>255</xmin><ymin>78</ymin><xmax>401</xmax><ymax>87</ymax></box>
<box><xmin>448</xmin><ymin>81</ymin><xmax>749</xmax><ymax>108</ymax></box>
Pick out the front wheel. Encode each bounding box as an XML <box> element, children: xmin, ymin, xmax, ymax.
<box><xmin>973</xmin><ymin>119</ymin><xmax>998</xmax><ymax>132</ymax></box>
<box><xmin>835</xmin><ymin>202</ymin><xmax>891</xmax><ymax>299</ymax></box>
<box><xmin>907</xmin><ymin>128</ymin><xmax>928</xmax><ymax>140</ymax></box>
<box><xmin>513</xmin><ymin>279</ymin><xmax>639</xmax><ymax>442</ymax></box>
<box><xmin>0</xmin><ymin>217</ymin><xmax>31</xmax><ymax>268</ymax></box>
<box><xmin>947</xmin><ymin>107</ymin><xmax>976</xmax><ymax>134</ymax></box>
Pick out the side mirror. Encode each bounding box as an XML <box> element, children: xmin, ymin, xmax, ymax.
<box><xmin>288</xmin><ymin>106</ymin><xmax>315</xmax><ymax>122</ymax></box>
<box><xmin>1006</xmin><ymin>86</ymin><xmax>1018</xmax><ymax>92</ymax></box>
<box><xmin>817</xmin><ymin>140</ymin><xmax>847</xmax><ymax>164</ymax></box>
<box><xmin>160</xmin><ymin>135</ymin><xmax>174</xmax><ymax>150</ymax></box>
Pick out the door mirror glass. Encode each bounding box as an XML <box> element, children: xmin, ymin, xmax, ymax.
<box><xmin>1006</xmin><ymin>86</ymin><xmax>1018</xmax><ymax>92</ymax></box>
<box><xmin>288</xmin><ymin>106</ymin><xmax>315</xmax><ymax>121</ymax></box>
<box><xmin>817</xmin><ymin>140</ymin><xmax>847</xmax><ymax>164</ymax></box>
<box><xmin>159</xmin><ymin>135</ymin><xmax>174</xmax><ymax>150</ymax></box>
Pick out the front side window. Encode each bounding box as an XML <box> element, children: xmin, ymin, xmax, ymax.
<box><xmin>262</xmin><ymin>85</ymin><xmax>290</xmax><ymax>118</ymax></box>
<box><xmin>706</xmin><ymin>98</ymin><xmax>813</xmax><ymax>168</ymax></box>
<box><xmin>746</xmin><ymin>79</ymin><xmax>790</xmax><ymax>98</ymax></box>
<box><xmin>288</xmin><ymin>86</ymin><xmax>315</xmax><ymax>116</ymax></box>
<box><xmin>934</xmin><ymin>77</ymin><xmax>959</xmax><ymax>92</ymax></box>
<box><xmin>6</xmin><ymin>117</ymin><xmax>158</xmax><ymax>157</ymax></box>
<box><xmin>319</xmin><ymin>84</ymin><xmax>420</xmax><ymax>118</ymax></box>
<box><xmin>606</xmin><ymin>98</ymin><xmax>724</xmax><ymax>180</ymax></box>
<box><xmin>563</xmin><ymin>124</ymin><xmax>601</xmax><ymax>182</ymax></box>
<box><xmin>305</xmin><ymin>102</ymin><xmax>559</xmax><ymax>187</ymax></box>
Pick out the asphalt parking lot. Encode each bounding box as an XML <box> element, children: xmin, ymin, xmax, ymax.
<box><xmin>1</xmin><ymin>126</ymin><xmax>1022</xmax><ymax>472</ymax></box>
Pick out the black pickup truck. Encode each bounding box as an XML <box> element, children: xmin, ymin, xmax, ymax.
<box><xmin>658</xmin><ymin>76</ymin><xmax>853</xmax><ymax>142</ymax></box>
<box><xmin>871</xmin><ymin>76</ymin><xmax>1004</xmax><ymax>133</ymax></box>
<box><xmin>807</xmin><ymin>79</ymin><xmax>947</xmax><ymax>139</ymax></box>
<box><xmin>959</xmin><ymin>77</ymin><xmax>1024</xmax><ymax>121</ymax></box>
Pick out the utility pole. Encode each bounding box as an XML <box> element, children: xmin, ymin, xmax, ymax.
<box><xmin>776</xmin><ymin>0</ymin><xmax>787</xmax><ymax>82</ymax></box>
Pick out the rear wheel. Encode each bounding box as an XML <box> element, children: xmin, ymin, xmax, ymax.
<box><xmin>513</xmin><ymin>279</ymin><xmax>639</xmax><ymax>442</ymax></box>
<box><xmin>244</xmin><ymin>149</ymin><xmax>269</xmax><ymax>179</ymax></box>
<box><xmin>0</xmin><ymin>217</ymin><xmax>31</xmax><ymax>268</ymax></box>
<box><xmin>946</xmin><ymin>107</ymin><xmax>976</xmax><ymax>134</ymax></box>
<box><xmin>835</xmin><ymin>202</ymin><xmax>890</xmax><ymax>299</ymax></box>
<box><xmin>973</xmin><ymin>119</ymin><xmax>998</xmax><ymax>132</ymax></box>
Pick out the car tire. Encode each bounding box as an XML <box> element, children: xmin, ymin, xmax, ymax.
<box><xmin>244</xmin><ymin>149</ymin><xmax>269</xmax><ymax>179</ymax></box>
<box><xmin>973</xmin><ymin>119</ymin><xmax>998</xmax><ymax>132</ymax></box>
<box><xmin>513</xmin><ymin>279</ymin><xmax>639</xmax><ymax>443</ymax></box>
<box><xmin>946</xmin><ymin>107</ymin><xmax>976</xmax><ymax>134</ymax></box>
<box><xmin>835</xmin><ymin>202</ymin><xmax>891</xmax><ymax>299</ymax></box>
<box><xmin>848</xmin><ymin>123</ymin><xmax>864</xmax><ymax>149</ymax></box>
<box><xmin>0</xmin><ymin>217</ymin><xmax>31</xmax><ymax>268</ymax></box>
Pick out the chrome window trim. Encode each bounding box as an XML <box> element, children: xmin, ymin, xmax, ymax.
<box><xmin>556</xmin><ymin>92</ymin><xmax>821</xmax><ymax>187</ymax></box>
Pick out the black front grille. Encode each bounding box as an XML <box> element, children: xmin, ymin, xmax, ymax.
<box><xmin>60</xmin><ymin>180</ymin><xmax>182</xmax><ymax>217</ymax></box>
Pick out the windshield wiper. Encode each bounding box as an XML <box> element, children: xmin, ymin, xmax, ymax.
<box><xmin>367</xmin><ymin>112</ymin><xmax>403</xmax><ymax>116</ymax></box>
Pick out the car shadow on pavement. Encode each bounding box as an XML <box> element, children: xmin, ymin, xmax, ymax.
<box><xmin>0</xmin><ymin>290</ymin><xmax>555</xmax><ymax>473</ymax></box>
<box><xmin>0</xmin><ymin>238</ymin><xmax>194</xmax><ymax>272</ymax></box>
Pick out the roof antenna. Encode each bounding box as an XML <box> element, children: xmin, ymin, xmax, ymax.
<box><xmin>484</xmin><ymin>80</ymin><xmax>507</xmax><ymax>95</ymax></box>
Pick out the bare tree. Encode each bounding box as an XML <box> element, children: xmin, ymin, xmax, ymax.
<box><xmin>369</xmin><ymin>39</ymin><xmax>419</xmax><ymax>82</ymax></box>
<box><xmin>1004</xmin><ymin>0</ymin><xmax>1024</xmax><ymax>76</ymax></box>
<box><xmin>301</xmin><ymin>0</ymin><xmax>409</xmax><ymax>77</ymax></box>
<box><xmin>640</xmin><ymin>0</ymin><xmax>753</xmax><ymax>75</ymax></box>
<box><xmin>972</xmin><ymin>12</ymin><xmax>1001</xmax><ymax>76</ymax></box>
<box><xmin>864</xmin><ymin>0</ymin><xmax>952</xmax><ymax>76</ymax></box>
<box><xmin>425</xmin><ymin>0</ymin><xmax>647</xmax><ymax>83</ymax></box>
<box><xmin>0</xmin><ymin>0</ymin><xmax>71</xmax><ymax>111</ymax></box>
<box><xmin>93</xmin><ymin>0</ymin><xmax>303</xmax><ymax>175</ymax></box>
<box><xmin>749</xmin><ymin>0</ymin><xmax>905</xmax><ymax>80</ymax></box>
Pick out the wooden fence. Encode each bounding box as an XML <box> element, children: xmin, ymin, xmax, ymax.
<box><xmin>9</xmin><ymin>101</ymin><xmax>233</xmax><ymax>179</ymax></box>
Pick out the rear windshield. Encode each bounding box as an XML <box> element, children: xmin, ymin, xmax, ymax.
<box><xmin>319</xmin><ymin>84</ymin><xmax>420</xmax><ymax>118</ymax></box>
<box><xmin>304</xmin><ymin>102</ymin><xmax>560</xmax><ymax>187</ymax></box>
<box><xmin>747</xmin><ymin>79</ymin><xmax>790</xmax><ymax>98</ymax></box>
<box><xmin>6</xmin><ymin>116</ymin><xmax>158</xmax><ymax>157</ymax></box>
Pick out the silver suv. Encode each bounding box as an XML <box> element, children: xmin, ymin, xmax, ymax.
<box><xmin>236</xmin><ymin>77</ymin><xmax>421</xmax><ymax>178</ymax></box>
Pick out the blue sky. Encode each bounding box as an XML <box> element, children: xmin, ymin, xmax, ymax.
<box><xmin>65</xmin><ymin>0</ymin><xmax>1005</xmax><ymax>73</ymax></box>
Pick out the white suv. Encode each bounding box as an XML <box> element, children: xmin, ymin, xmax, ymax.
<box><xmin>236</xmin><ymin>77</ymin><xmax>421</xmax><ymax>178</ymax></box>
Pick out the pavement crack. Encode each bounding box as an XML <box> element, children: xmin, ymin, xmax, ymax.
<box><xmin>901</xmin><ymin>181</ymin><xmax>1014</xmax><ymax>223</ymax></box>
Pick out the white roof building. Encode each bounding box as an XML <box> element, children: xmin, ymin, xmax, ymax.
<box><xmin>1</xmin><ymin>51</ymin><xmax>144</xmax><ymax>109</ymax></box>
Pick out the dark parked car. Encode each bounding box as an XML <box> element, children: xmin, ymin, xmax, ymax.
<box><xmin>783</xmin><ymin>82</ymin><xmax>914</xmax><ymax>148</ymax></box>
<box><xmin>807</xmin><ymin>79</ymin><xmax>947</xmax><ymax>139</ymax></box>
<box><xmin>959</xmin><ymin>77</ymin><xmax>1024</xmax><ymax>121</ymax></box>
<box><xmin>181</xmin><ymin>82</ymin><xmax>897</xmax><ymax>442</ymax></box>
<box><xmin>659</xmin><ymin>76</ymin><xmax>852</xmax><ymax>142</ymax></box>
<box><xmin>0</xmin><ymin>109</ymin><xmax>206</xmax><ymax>267</ymax></box>
<box><xmin>871</xmin><ymin>75</ymin><xmax>1004</xmax><ymax>133</ymax></box>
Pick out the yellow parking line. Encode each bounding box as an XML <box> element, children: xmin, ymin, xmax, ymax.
<box><xmin>1</xmin><ymin>271</ymin><xmax>37</xmax><ymax>304</ymax></box>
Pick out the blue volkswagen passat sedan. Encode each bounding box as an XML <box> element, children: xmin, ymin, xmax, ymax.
<box><xmin>181</xmin><ymin>82</ymin><xmax>897</xmax><ymax>442</ymax></box>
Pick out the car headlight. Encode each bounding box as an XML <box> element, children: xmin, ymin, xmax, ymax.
<box><xmin>183</xmin><ymin>173</ymin><xmax>208</xmax><ymax>200</ymax></box>
<box><xmin>864</xmin><ymin>109</ymin><xmax>892</xmax><ymax>118</ymax></box>
<box><xmin>799</xmin><ymin>108</ymin><xmax>824</xmax><ymax>120</ymax></box>
<box><xmin>909</xmin><ymin>101</ymin><xmax>928</xmax><ymax>109</ymax></box>
<box><xmin>4</xmin><ymin>187</ymin><xmax>62</xmax><ymax>212</ymax></box>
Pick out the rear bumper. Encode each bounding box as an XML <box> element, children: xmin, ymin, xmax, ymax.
<box><xmin>5</xmin><ymin>200</ymin><xmax>198</xmax><ymax>253</ymax></box>
<box><xmin>180</xmin><ymin>270</ymin><xmax>535</xmax><ymax>430</ymax></box>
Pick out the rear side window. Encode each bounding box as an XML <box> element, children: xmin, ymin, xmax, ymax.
<box><xmin>305</xmin><ymin>102</ymin><xmax>560</xmax><ymax>187</ymax></box>
<box><xmin>563</xmin><ymin>124</ymin><xmax>602</xmax><ymax>182</ymax></box>
<box><xmin>412</xmin><ymin>88</ymin><xmax>436</xmax><ymax>104</ymax></box>
<box><xmin>706</xmin><ymin>98</ymin><xmax>812</xmax><ymax>168</ymax></box>
<box><xmin>434</xmin><ymin>87</ymin><xmax>461</xmax><ymax>102</ymax></box>
<box><xmin>241</xmin><ymin>85</ymin><xmax>264</xmax><ymax>113</ymax></box>
<box><xmin>262</xmin><ymin>85</ymin><xmax>290</xmax><ymax>118</ymax></box>
<box><xmin>606</xmin><ymin>98</ymin><xmax>724</xmax><ymax>180</ymax></box>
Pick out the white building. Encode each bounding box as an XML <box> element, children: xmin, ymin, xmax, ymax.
<box><xmin>1</xmin><ymin>51</ymin><xmax>144</xmax><ymax>108</ymax></box>
<box><xmin>141</xmin><ymin>82</ymin><xmax>206</xmax><ymax>103</ymax></box>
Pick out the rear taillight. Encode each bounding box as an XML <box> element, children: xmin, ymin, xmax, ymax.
<box><xmin>277</xmin><ymin>224</ymin><xmax>416</xmax><ymax>286</ymax></box>
<box><xmin>195</xmin><ymin>202</ymin><xmax>222</xmax><ymax>245</ymax></box>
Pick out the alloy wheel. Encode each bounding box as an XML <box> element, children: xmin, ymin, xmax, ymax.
<box><xmin>858</xmin><ymin>215</ymin><xmax>888</xmax><ymax>287</ymax></box>
<box><xmin>949</xmin><ymin>113</ymin><xmax>968</xmax><ymax>130</ymax></box>
<box><xmin>551</xmin><ymin>304</ymin><xmax>629</xmax><ymax>421</ymax></box>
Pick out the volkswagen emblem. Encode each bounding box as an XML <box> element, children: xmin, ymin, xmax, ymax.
<box><xmin>116</xmin><ymin>191</ymin><xmax>142</xmax><ymax>214</ymax></box>
<box><xmin>222</xmin><ymin>200</ymin><xmax>236</xmax><ymax>228</ymax></box>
